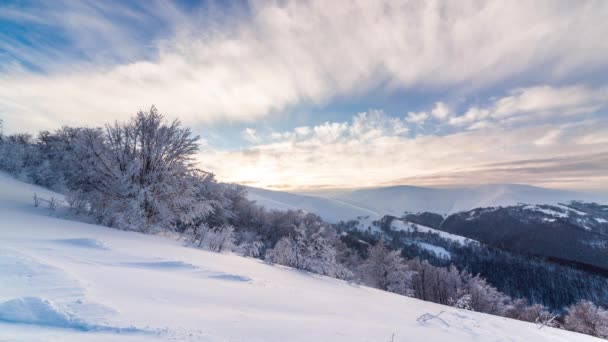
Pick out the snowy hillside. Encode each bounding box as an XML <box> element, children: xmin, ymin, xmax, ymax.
<box><xmin>0</xmin><ymin>174</ymin><xmax>601</xmax><ymax>342</ymax></box>
<box><xmin>246</xmin><ymin>186</ymin><xmax>379</xmax><ymax>222</ymax></box>
<box><xmin>390</xmin><ymin>218</ymin><xmax>476</xmax><ymax>245</ymax></box>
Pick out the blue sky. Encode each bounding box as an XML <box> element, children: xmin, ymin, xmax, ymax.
<box><xmin>1</xmin><ymin>0</ymin><xmax>608</xmax><ymax>191</ymax></box>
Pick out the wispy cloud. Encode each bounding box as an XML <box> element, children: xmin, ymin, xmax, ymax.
<box><xmin>241</xmin><ymin>128</ymin><xmax>260</xmax><ymax>143</ymax></box>
<box><xmin>447</xmin><ymin>85</ymin><xmax>608</xmax><ymax>129</ymax></box>
<box><xmin>198</xmin><ymin>103</ymin><xmax>608</xmax><ymax>191</ymax></box>
<box><xmin>1</xmin><ymin>1</ymin><xmax>608</xmax><ymax>132</ymax></box>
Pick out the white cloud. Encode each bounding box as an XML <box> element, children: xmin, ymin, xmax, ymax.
<box><xmin>1</xmin><ymin>1</ymin><xmax>608</xmax><ymax>132</ymax></box>
<box><xmin>241</xmin><ymin>128</ymin><xmax>260</xmax><ymax>143</ymax></box>
<box><xmin>533</xmin><ymin>129</ymin><xmax>562</xmax><ymax>146</ymax></box>
<box><xmin>577</xmin><ymin>132</ymin><xmax>608</xmax><ymax>146</ymax></box>
<box><xmin>447</xmin><ymin>85</ymin><xmax>608</xmax><ymax>128</ymax></box>
<box><xmin>492</xmin><ymin>85</ymin><xmax>607</xmax><ymax>119</ymax></box>
<box><xmin>294</xmin><ymin>126</ymin><xmax>311</xmax><ymax>137</ymax></box>
<box><xmin>431</xmin><ymin>102</ymin><xmax>450</xmax><ymax>120</ymax></box>
<box><xmin>449</xmin><ymin>107</ymin><xmax>491</xmax><ymax>126</ymax></box>
<box><xmin>406</xmin><ymin>111</ymin><xmax>429</xmax><ymax>124</ymax></box>
<box><xmin>467</xmin><ymin>120</ymin><xmax>492</xmax><ymax>131</ymax></box>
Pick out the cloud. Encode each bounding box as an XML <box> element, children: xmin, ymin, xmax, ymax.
<box><xmin>294</xmin><ymin>126</ymin><xmax>311</xmax><ymax>137</ymax></box>
<box><xmin>406</xmin><ymin>111</ymin><xmax>429</xmax><ymax>124</ymax></box>
<box><xmin>533</xmin><ymin>129</ymin><xmax>562</xmax><ymax>146</ymax></box>
<box><xmin>577</xmin><ymin>132</ymin><xmax>608</xmax><ymax>146</ymax></box>
<box><xmin>1</xmin><ymin>1</ymin><xmax>608</xmax><ymax>132</ymax></box>
<box><xmin>241</xmin><ymin>128</ymin><xmax>260</xmax><ymax>143</ymax></box>
<box><xmin>448</xmin><ymin>85</ymin><xmax>608</xmax><ymax>128</ymax></box>
<box><xmin>199</xmin><ymin>109</ymin><xmax>608</xmax><ymax>191</ymax></box>
<box><xmin>267</xmin><ymin>110</ymin><xmax>409</xmax><ymax>144</ymax></box>
<box><xmin>449</xmin><ymin>107</ymin><xmax>490</xmax><ymax>126</ymax></box>
<box><xmin>387</xmin><ymin>152</ymin><xmax>608</xmax><ymax>192</ymax></box>
<box><xmin>493</xmin><ymin>85</ymin><xmax>608</xmax><ymax>119</ymax></box>
<box><xmin>431</xmin><ymin>102</ymin><xmax>450</xmax><ymax>120</ymax></box>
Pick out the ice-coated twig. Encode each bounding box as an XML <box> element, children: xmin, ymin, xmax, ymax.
<box><xmin>417</xmin><ymin>311</ymin><xmax>450</xmax><ymax>327</ymax></box>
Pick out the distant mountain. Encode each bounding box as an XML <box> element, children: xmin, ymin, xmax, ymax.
<box><xmin>246</xmin><ymin>183</ymin><xmax>607</xmax><ymax>222</ymax></box>
<box><xmin>406</xmin><ymin>202</ymin><xmax>608</xmax><ymax>272</ymax></box>
<box><xmin>245</xmin><ymin>186</ymin><xmax>379</xmax><ymax>222</ymax></box>
<box><xmin>303</xmin><ymin>184</ymin><xmax>607</xmax><ymax>216</ymax></box>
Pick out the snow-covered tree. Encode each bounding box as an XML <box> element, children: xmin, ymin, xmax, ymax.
<box><xmin>306</xmin><ymin>231</ymin><xmax>352</xmax><ymax>279</ymax></box>
<box><xmin>206</xmin><ymin>225</ymin><xmax>236</xmax><ymax>252</ymax></box>
<box><xmin>236</xmin><ymin>231</ymin><xmax>265</xmax><ymax>258</ymax></box>
<box><xmin>409</xmin><ymin>260</ymin><xmax>462</xmax><ymax>305</ymax></box>
<box><xmin>265</xmin><ymin>224</ymin><xmax>308</xmax><ymax>269</ymax></box>
<box><xmin>361</xmin><ymin>240</ymin><xmax>413</xmax><ymax>295</ymax></box>
<box><xmin>71</xmin><ymin>106</ymin><xmax>207</xmax><ymax>231</ymax></box>
<box><xmin>564</xmin><ymin>300</ymin><xmax>608</xmax><ymax>338</ymax></box>
<box><xmin>266</xmin><ymin>223</ymin><xmax>351</xmax><ymax>279</ymax></box>
<box><xmin>505</xmin><ymin>299</ymin><xmax>555</xmax><ymax>326</ymax></box>
<box><xmin>464</xmin><ymin>275</ymin><xmax>510</xmax><ymax>315</ymax></box>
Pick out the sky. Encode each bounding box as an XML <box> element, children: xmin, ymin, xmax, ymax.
<box><xmin>1</xmin><ymin>0</ymin><xmax>608</xmax><ymax>192</ymax></box>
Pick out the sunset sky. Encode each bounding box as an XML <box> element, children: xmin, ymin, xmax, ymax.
<box><xmin>1</xmin><ymin>0</ymin><xmax>607</xmax><ymax>191</ymax></box>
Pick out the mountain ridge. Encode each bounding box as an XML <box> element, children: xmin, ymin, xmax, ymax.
<box><xmin>247</xmin><ymin>183</ymin><xmax>607</xmax><ymax>222</ymax></box>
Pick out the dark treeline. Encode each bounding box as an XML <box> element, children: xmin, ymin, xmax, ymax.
<box><xmin>1</xmin><ymin>108</ymin><xmax>607</xmax><ymax>339</ymax></box>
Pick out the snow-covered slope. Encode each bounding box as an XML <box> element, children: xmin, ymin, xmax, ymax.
<box><xmin>246</xmin><ymin>186</ymin><xmax>379</xmax><ymax>222</ymax></box>
<box><xmin>390</xmin><ymin>218</ymin><xmax>476</xmax><ymax>245</ymax></box>
<box><xmin>0</xmin><ymin>174</ymin><xmax>601</xmax><ymax>341</ymax></box>
<box><xmin>301</xmin><ymin>184</ymin><xmax>607</xmax><ymax>216</ymax></box>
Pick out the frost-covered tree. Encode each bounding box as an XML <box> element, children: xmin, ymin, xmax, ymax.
<box><xmin>266</xmin><ymin>223</ymin><xmax>351</xmax><ymax>279</ymax></box>
<box><xmin>71</xmin><ymin>106</ymin><xmax>208</xmax><ymax>231</ymax></box>
<box><xmin>306</xmin><ymin>231</ymin><xmax>352</xmax><ymax>279</ymax></box>
<box><xmin>505</xmin><ymin>299</ymin><xmax>554</xmax><ymax>326</ymax></box>
<box><xmin>205</xmin><ymin>225</ymin><xmax>236</xmax><ymax>252</ymax></box>
<box><xmin>361</xmin><ymin>240</ymin><xmax>413</xmax><ymax>295</ymax></box>
<box><xmin>409</xmin><ymin>260</ymin><xmax>462</xmax><ymax>305</ymax></box>
<box><xmin>464</xmin><ymin>274</ymin><xmax>510</xmax><ymax>315</ymax></box>
<box><xmin>564</xmin><ymin>300</ymin><xmax>608</xmax><ymax>338</ymax></box>
<box><xmin>0</xmin><ymin>133</ymin><xmax>36</xmax><ymax>177</ymax></box>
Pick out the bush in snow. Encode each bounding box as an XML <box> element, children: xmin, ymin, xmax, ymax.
<box><xmin>239</xmin><ymin>240</ymin><xmax>265</xmax><ymax>258</ymax></box>
<box><xmin>505</xmin><ymin>299</ymin><xmax>555</xmax><ymax>326</ymax></box>
<box><xmin>235</xmin><ymin>231</ymin><xmax>265</xmax><ymax>258</ymax></box>
<box><xmin>361</xmin><ymin>240</ymin><xmax>413</xmax><ymax>296</ymax></box>
<box><xmin>205</xmin><ymin>225</ymin><xmax>236</xmax><ymax>252</ymax></box>
<box><xmin>564</xmin><ymin>300</ymin><xmax>608</xmax><ymax>338</ymax></box>
<box><xmin>184</xmin><ymin>223</ymin><xmax>235</xmax><ymax>252</ymax></box>
<box><xmin>265</xmin><ymin>223</ymin><xmax>352</xmax><ymax>279</ymax></box>
<box><xmin>464</xmin><ymin>275</ymin><xmax>511</xmax><ymax>316</ymax></box>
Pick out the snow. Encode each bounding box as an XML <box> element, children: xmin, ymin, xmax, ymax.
<box><xmin>0</xmin><ymin>174</ymin><xmax>600</xmax><ymax>341</ymax></box>
<box><xmin>0</xmin><ymin>297</ymin><xmax>76</xmax><ymax>328</ymax></box>
<box><xmin>595</xmin><ymin>218</ymin><xmax>608</xmax><ymax>223</ymax></box>
<box><xmin>391</xmin><ymin>219</ymin><xmax>476</xmax><ymax>245</ymax></box>
<box><xmin>412</xmin><ymin>242</ymin><xmax>451</xmax><ymax>259</ymax></box>
<box><xmin>556</xmin><ymin>204</ymin><xmax>588</xmax><ymax>216</ymax></box>
<box><xmin>523</xmin><ymin>205</ymin><xmax>569</xmax><ymax>218</ymax></box>
<box><xmin>246</xmin><ymin>186</ymin><xmax>380</xmax><ymax>222</ymax></box>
